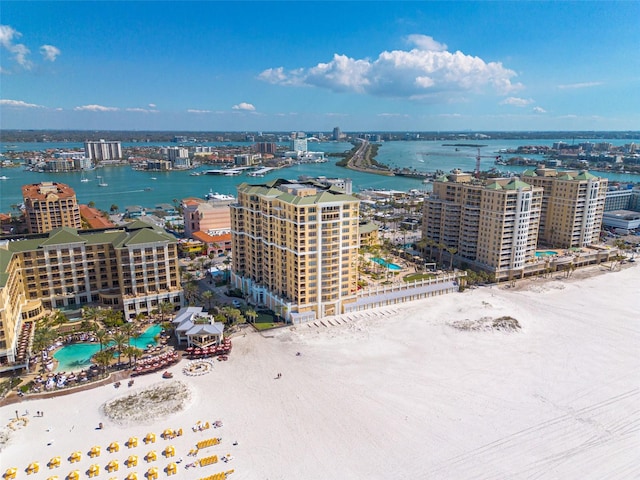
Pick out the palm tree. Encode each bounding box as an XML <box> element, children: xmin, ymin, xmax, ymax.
<box><xmin>124</xmin><ymin>346</ymin><xmax>143</xmax><ymax>368</ymax></box>
<box><xmin>437</xmin><ymin>243</ymin><xmax>446</xmax><ymax>266</ymax></box>
<box><xmin>202</xmin><ymin>290</ymin><xmax>214</xmax><ymax>310</ymax></box>
<box><xmin>94</xmin><ymin>329</ymin><xmax>110</xmax><ymax>352</ymax></box>
<box><xmin>245</xmin><ymin>308</ymin><xmax>258</xmax><ymax>324</ymax></box>
<box><xmin>112</xmin><ymin>332</ymin><xmax>128</xmax><ymax>363</ymax></box>
<box><xmin>447</xmin><ymin>247</ymin><xmax>457</xmax><ymax>270</ymax></box>
<box><xmin>120</xmin><ymin>322</ymin><xmax>136</xmax><ymax>346</ymax></box>
<box><xmin>93</xmin><ymin>350</ymin><xmax>113</xmax><ymax>376</ymax></box>
<box><xmin>183</xmin><ymin>282</ymin><xmax>199</xmax><ymax>305</ymax></box>
<box><xmin>158</xmin><ymin>301</ymin><xmax>174</xmax><ymax>323</ymax></box>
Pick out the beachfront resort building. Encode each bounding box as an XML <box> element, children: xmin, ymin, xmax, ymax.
<box><xmin>423</xmin><ymin>171</ymin><xmax>543</xmax><ymax>279</ymax></box>
<box><xmin>84</xmin><ymin>139</ymin><xmax>122</xmax><ymax>161</ymax></box>
<box><xmin>22</xmin><ymin>182</ymin><xmax>82</xmax><ymax>234</ymax></box>
<box><xmin>0</xmin><ymin>221</ymin><xmax>183</xmax><ymax>367</ymax></box>
<box><xmin>230</xmin><ymin>179</ymin><xmax>360</xmax><ymax>322</ymax></box>
<box><xmin>521</xmin><ymin>168</ymin><xmax>608</xmax><ymax>248</ymax></box>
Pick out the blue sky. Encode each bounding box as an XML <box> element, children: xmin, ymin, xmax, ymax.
<box><xmin>1</xmin><ymin>1</ymin><xmax>639</xmax><ymax>132</ymax></box>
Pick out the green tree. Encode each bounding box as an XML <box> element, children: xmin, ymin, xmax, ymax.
<box><xmin>245</xmin><ymin>308</ymin><xmax>258</xmax><ymax>324</ymax></box>
<box><xmin>88</xmin><ymin>200</ymin><xmax>96</xmax><ymax>208</ymax></box>
<box><xmin>447</xmin><ymin>247</ymin><xmax>457</xmax><ymax>270</ymax></box>
<box><xmin>94</xmin><ymin>329</ymin><xmax>110</xmax><ymax>352</ymax></box>
<box><xmin>110</xmin><ymin>204</ymin><xmax>119</xmax><ymax>214</ymax></box>
<box><xmin>93</xmin><ymin>350</ymin><xmax>113</xmax><ymax>375</ymax></box>
<box><xmin>158</xmin><ymin>301</ymin><xmax>174</xmax><ymax>323</ymax></box>
<box><xmin>202</xmin><ymin>290</ymin><xmax>214</xmax><ymax>310</ymax></box>
<box><xmin>112</xmin><ymin>332</ymin><xmax>128</xmax><ymax>363</ymax></box>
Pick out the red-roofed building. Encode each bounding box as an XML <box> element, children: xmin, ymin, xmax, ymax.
<box><xmin>79</xmin><ymin>205</ymin><xmax>115</xmax><ymax>229</ymax></box>
<box><xmin>22</xmin><ymin>181</ymin><xmax>82</xmax><ymax>233</ymax></box>
<box><xmin>192</xmin><ymin>230</ymin><xmax>232</xmax><ymax>256</ymax></box>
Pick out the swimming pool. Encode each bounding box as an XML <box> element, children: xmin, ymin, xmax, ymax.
<box><xmin>54</xmin><ymin>324</ymin><xmax>162</xmax><ymax>372</ymax></box>
<box><xmin>372</xmin><ymin>257</ymin><xmax>402</xmax><ymax>271</ymax></box>
<box><xmin>535</xmin><ymin>250</ymin><xmax>559</xmax><ymax>257</ymax></box>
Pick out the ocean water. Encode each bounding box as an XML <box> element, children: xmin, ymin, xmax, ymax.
<box><xmin>1</xmin><ymin>139</ymin><xmax>637</xmax><ymax>212</ymax></box>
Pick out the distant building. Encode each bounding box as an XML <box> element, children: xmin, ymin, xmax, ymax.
<box><xmin>605</xmin><ymin>185</ymin><xmax>640</xmax><ymax>212</ymax></box>
<box><xmin>254</xmin><ymin>142</ymin><xmax>277</xmax><ymax>155</ymax></box>
<box><xmin>22</xmin><ymin>182</ymin><xmax>82</xmax><ymax>233</ymax></box>
<box><xmin>332</xmin><ymin>126</ymin><xmax>343</xmax><ymax>141</ymax></box>
<box><xmin>291</xmin><ymin>138</ymin><xmax>308</xmax><ymax>152</ymax></box>
<box><xmin>84</xmin><ymin>140</ymin><xmax>122</xmax><ymax>161</ymax></box>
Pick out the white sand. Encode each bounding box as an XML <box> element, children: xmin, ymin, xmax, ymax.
<box><xmin>2</xmin><ymin>264</ymin><xmax>639</xmax><ymax>479</ymax></box>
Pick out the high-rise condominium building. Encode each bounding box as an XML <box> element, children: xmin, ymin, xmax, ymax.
<box><xmin>522</xmin><ymin>168</ymin><xmax>608</xmax><ymax>248</ymax></box>
<box><xmin>22</xmin><ymin>182</ymin><xmax>82</xmax><ymax>234</ymax></box>
<box><xmin>423</xmin><ymin>171</ymin><xmax>543</xmax><ymax>279</ymax></box>
<box><xmin>0</xmin><ymin>221</ymin><xmax>183</xmax><ymax>365</ymax></box>
<box><xmin>230</xmin><ymin>179</ymin><xmax>360</xmax><ymax>322</ymax></box>
<box><xmin>84</xmin><ymin>139</ymin><xmax>122</xmax><ymax>161</ymax></box>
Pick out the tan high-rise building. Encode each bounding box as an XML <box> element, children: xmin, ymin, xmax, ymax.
<box><xmin>522</xmin><ymin>168</ymin><xmax>608</xmax><ymax>248</ymax></box>
<box><xmin>0</xmin><ymin>221</ymin><xmax>183</xmax><ymax>365</ymax></box>
<box><xmin>231</xmin><ymin>179</ymin><xmax>360</xmax><ymax>322</ymax></box>
<box><xmin>423</xmin><ymin>171</ymin><xmax>543</xmax><ymax>279</ymax></box>
<box><xmin>22</xmin><ymin>182</ymin><xmax>82</xmax><ymax>233</ymax></box>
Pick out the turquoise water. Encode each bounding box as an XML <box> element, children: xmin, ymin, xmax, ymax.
<box><xmin>535</xmin><ymin>250</ymin><xmax>559</xmax><ymax>257</ymax></box>
<box><xmin>2</xmin><ymin>139</ymin><xmax>637</xmax><ymax>212</ymax></box>
<box><xmin>53</xmin><ymin>324</ymin><xmax>162</xmax><ymax>372</ymax></box>
<box><xmin>372</xmin><ymin>257</ymin><xmax>402</xmax><ymax>271</ymax></box>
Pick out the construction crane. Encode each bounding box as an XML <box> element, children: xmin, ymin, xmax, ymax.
<box><xmin>474</xmin><ymin>147</ymin><xmax>502</xmax><ymax>179</ymax></box>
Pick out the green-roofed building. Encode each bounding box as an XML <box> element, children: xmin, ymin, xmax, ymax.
<box><xmin>423</xmin><ymin>173</ymin><xmax>543</xmax><ymax>280</ymax></box>
<box><xmin>231</xmin><ymin>179</ymin><xmax>360</xmax><ymax>322</ymax></box>
<box><xmin>525</xmin><ymin>168</ymin><xmax>608</xmax><ymax>247</ymax></box>
<box><xmin>0</xmin><ymin>225</ymin><xmax>183</xmax><ymax>366</ymax></box>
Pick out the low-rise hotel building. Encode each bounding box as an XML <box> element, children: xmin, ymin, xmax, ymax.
<box><xmin>0</xmin><ymin>221</ymin><xmax>183</xmax><ymax>366</ymax></box>
<box><xmin>231</xmin><ymin>179</ymin><xmax>360</xmax><ymax>322</ymax></box>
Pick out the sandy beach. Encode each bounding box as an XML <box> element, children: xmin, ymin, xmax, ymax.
<box><xmin>1</xmin><ymin>263</ymin><xmax>639</xmax><ymax>479</ymax></box>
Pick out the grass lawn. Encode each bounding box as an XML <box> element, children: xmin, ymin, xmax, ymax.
<box><xmin>252</xmin><ymin>311</ymin><xmax>283</xmax><ymax>331</ymax></box>
<box><xmin>403</xmin><ymin>273</ymin><xmax>436</xmax><ymax>282</ymax></box>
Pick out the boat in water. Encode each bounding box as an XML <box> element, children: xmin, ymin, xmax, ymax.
<box><xmin>97</xmin><ymin>175</ymin><xmax>108</xmax><ymax>187</ymax></box>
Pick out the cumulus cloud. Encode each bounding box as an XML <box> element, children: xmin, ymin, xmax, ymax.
<box><xmin>148</xmin><ymin>103</ymin><xmax>157</xmax><ymax>108</ymax></box>
<box><xmin>259</xmin><ymin>35</ymin><xmax>521</xmax><ymax>101</ymax></box>
<box><xmin>558</xmin><ymin>81</ymin><xmax>602</xmax><ymax>89</ymax></box>
<box><xmin>377</xmin><ymin>113</ymin><xmax>409</xmax><ymax>118</ymax></box>
<box><xmin>74</xmin><ymin>104</ymin><xmax>119</xmax><ymax>112</ymax></box>
<box><xmin>232</xmin><ymin>102</ymin><xmax>256</xmax><ymax>111</ymax></box>
<box><xmin>406</xmin><ymin>34</ymin><xmax>447</xmax><ymax>52</ymax></box>
<box><xmin>0</xmin><ymin>25</ymin><xmax>32</xmax><ymax>69</ymax></box>
<box><xmin>0</xmin><ymin>98</ymin><xmax>43</xmax><ymax>108</ymax></box>
<box><xmin>40</xmin><ymin>44</ymin><xmax>60</xmax><ymax>61</ymax></box>
<box><xmin>532</xmin><ymin>106</ymin><xmax>547</xmax><ymax>113</ymax></box>
<box><xmin>187</xmin><ymin>109</ymin><xmax>211</xmax><ymax>113</ymax></box>
<box><xmin>500</xmin><ymin>97</ymin><xmax>534</xmax><ymax>107</ymax></box>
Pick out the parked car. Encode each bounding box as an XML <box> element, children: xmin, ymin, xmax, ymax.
<box><xmin>232</xmin><ymin>299</ymin><xmax>241</xmax><ymax>308</ymax></box>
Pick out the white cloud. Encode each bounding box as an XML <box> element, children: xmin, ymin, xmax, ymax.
<box><xmin>557</xmin><ymin>81</ymin><xmax>602</xmax><ymax>90</ymax></box>
<box><xmin>500</xmin><ymin>97</ymin><xmax>534</xmax><ymax>107</ymax></box>
<box><xmin>0</xmin><ymin>99</ymin><xmax>43</xmax><ymax>108</ymax></box>
<box><xmin>187</xmin><ymin>109</ymin><xmax>211</xmax><ymax>114</ymax></box>
<box><xmin>259</xmin><ymin>35</ymin><xmax>521</xmax><ymax>101</ymax></box>
<box><xmin>148</xmin><ymin>103</ymin><xmax>157</xmax><ymax>108</ymax></box>
<box><xmin>126</xmin><ymin>107</ymin><xmax>157</xmax><ymax>113</ymax></box>
<box><xmin>532</xmin><ymin>106</ymin><xmax>547</xmax><ymax>113</ymax></box>
<box><xmin>232</xmin><ymin>102</ymin><xmax>256</xmax><ymax>111</ymax></box>
<box><xmin>40</xmin><ymin>44</ymin><xmax>60</xmax><ymax>61</ymax></box>
<box><xmin>406</xmin><ymin>34</ymin><xmax>447</xmax><ymax>52</ymax></box>
<box><xmin>377</xmin><ymin>113</ymin><xmax>409</xmax><ymax>118</ymax></box>
<box><xmin>74</xmin><ymin>104</ymin><xmax>119</xmax><ymax>112</ymax></box>
<box><xmin>0</xmin><ymin>25</ymin><xmax>32</xmax><ymax>69</ymax></box>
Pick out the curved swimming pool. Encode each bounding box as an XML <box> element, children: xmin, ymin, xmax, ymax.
<box><xmin>54</xmin><ymin>324</ymin><xmax>163</xmax><ymax>372</ymax></box>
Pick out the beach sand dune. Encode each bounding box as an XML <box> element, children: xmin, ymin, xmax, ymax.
<box><xmin>2</xmin><ymin>264</ymin><xmax>639</xmax><ymax>479</ymax></box>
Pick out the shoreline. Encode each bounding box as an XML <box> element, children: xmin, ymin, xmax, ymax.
<box><xmin>1</xmin><ymin>262</ymin><xmax>638</xmax><ymax>478</ymax></box>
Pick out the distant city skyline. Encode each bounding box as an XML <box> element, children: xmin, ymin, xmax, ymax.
<box><xmin>1</xmin><ymin>1</ymin><xmax>638</xmax><ymax>132</ymax></box>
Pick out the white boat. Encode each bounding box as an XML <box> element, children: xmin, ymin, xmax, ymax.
<box><xmin>97</xmin><ymin>175</ymin><xmax>108</xmax><ymax>187</ymax></box>
<box><xmin>0</xmin><ymin>175</ymin><xmax>9</xmax><ymax>180</ymax></box>
<box><xmin>80</xmin><ymin>171</ymin><xmax>89</xmax><ymax>182</ymax></box>
<box><xmin>151</xmin><ymin>177</ymin><xmax>157</xmax><ymax>180</ymax></box>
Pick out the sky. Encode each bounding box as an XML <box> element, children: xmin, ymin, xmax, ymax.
<box><xmin>1</xmin><ymin>1</ymin><xmax>639</xmax><ymax>132</ymax></box>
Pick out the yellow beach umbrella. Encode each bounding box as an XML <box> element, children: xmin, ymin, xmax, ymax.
<box><xmin>106</xmin><ymin>460</ymin><xmax>119</xmax><ymax>473</ymax></box>
<box><xmin>107</xmin><ymin>441</ymin><xmax>120</xmax><ymax>453</ymax></box>
<box><xmin>26</xmin><ymin>462</ymin><xmax>40</xmax><ymax>474</ymax></box>
<box><xmin>127</xmin><ymin>436</ymin><xmax>138</xmax><ymax>448</ymax></box>
<box><xmin>124</xmin><ymin>473</ymin><xmax>138</xmax><ymax>480</ymax></box>
<box><xmin>126</xmin><ymin>455</ymin><xmax>138</xmax><ymax>468</ymax></box>
<box><xmin>165</xmin><ymin>462</ymin><xmax>177</xmax><ymax>476</ymax></box>
<box><xmin>67</xmin><ymin>470</ymin><xmax>80</xmax><ymax>480</ymax></box>
<box><xmin>146</xmin><ymin>466</ymin><xmax>158</xmax><ymax>480</ymax></box>
<box><xmin>88</xmin><ymin>445</ymin><xmax>100</xmax><ymax>458</ymax></box>
<box><xmin>87</xmin><ymin>464</ymin><xmax>100</xmax><ymax>478</ymax></box>
<box><xmin>48</xmin><ymin>456</ymin><xmax>61</xmax><ymax>469</ymax></box>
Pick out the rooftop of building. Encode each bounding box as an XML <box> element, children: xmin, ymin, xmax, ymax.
<box><xmin>79</xmin><ymin>205</ymin><xmax>115</xmax><ymax>229</ymax></box>
<box><xmin>237</xmin><ymin>178</ymin><xmax>358</xmax><ymax>205</ymax></box>
<box><xmin>21</xmin><ymin>181</ymin><xmax>77</xmax><ymax>200</ymax></box>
